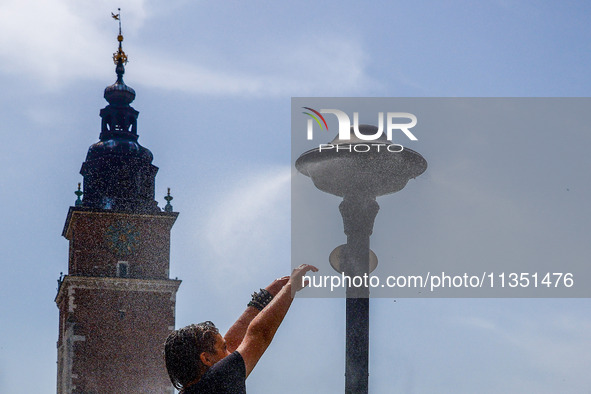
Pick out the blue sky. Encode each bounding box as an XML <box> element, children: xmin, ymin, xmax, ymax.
<box><xmin>0</xmin><ymin>1</ymin><xmax>590</xmax><ymax>393</ymax></box>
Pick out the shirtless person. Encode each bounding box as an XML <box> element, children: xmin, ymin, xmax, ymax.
<box><xmin>164</xmin><ymin>264</ymin><xmax>318</xmax><ymax>393</ymax></box>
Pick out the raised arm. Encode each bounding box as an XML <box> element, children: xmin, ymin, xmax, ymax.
<box><xmin>224</xmin><ymin>276</ymin><xmax>289</xmax><ymax>353</ymax></box>
<box><xmin>236</xmin><ymin>264</ymin><xmax>318</xmax><ymax>377</ymax></box>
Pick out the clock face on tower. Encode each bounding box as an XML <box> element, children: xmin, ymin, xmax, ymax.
<box><xmin>105</xmin><ymin>221</ymin><xmax>140</xmax><ymax>256</ymax></box>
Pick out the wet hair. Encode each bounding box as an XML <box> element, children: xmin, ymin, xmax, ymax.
<box><xmin>164</xmin><ymin>321</ymin><xmax>220</xmax><ymax>390</ymax></box>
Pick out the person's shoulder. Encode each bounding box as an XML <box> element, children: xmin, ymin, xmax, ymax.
<box><xmin>188</xmin><ymin>352</ymin><xmax>246</xmax><ymax>394</ymax></box>
<box><xmin>220</xmin><ymin>351</ymin><xmax>246</xmax><ymax>375</ymax></box>
<box><xmin>229</xmin><ymin>351</ymin><xmax>244</xmax><ymax>364</ymax></box>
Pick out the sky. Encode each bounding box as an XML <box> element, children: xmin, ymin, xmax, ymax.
<box><xmin>0</xmin><ymin>1</ymin><xmax>590</xmax><ymax>393</ymax></box>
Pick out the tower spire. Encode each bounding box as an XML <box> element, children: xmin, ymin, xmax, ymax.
<box><xmin>112</xmin><ymin>8</ymin><xmax>128</xmax><ymax>84</ymax></box>
<box><xmin>77</xmin><ymin>10</ymin><xmax>160</xmax><ymax>214</ymax></box>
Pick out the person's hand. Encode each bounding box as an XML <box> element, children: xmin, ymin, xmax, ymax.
<box><xmin>265</xmin><ymin>276</ymin><xmax>290</xmax><ymax>296</ymax></box>
<box><xmin>289</xmin><ymin>264</ymin><xmax>318</xmax><ymax>292</ymax></box>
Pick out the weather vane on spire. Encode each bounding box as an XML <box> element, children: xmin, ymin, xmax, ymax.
<box><xmin>112</xmin><ymin>8</ymin><xmax>128</xmax><ymax>65</ymax></box>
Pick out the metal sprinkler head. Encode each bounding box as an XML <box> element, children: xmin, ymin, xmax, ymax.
<box><xmin>296</xmin><ymin>124</ymin><xmax>427</xmax><ymax>274</ymax></box>
<box><xmin>295</xmin><ymin>124</ymin><xmax>427</xmax><ymax>199</ymax></box>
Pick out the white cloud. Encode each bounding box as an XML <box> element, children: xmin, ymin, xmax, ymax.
<box><xmin>0</xmin><ymin>0</ymin><xmax>149</xmax><ymax>88</ymax></box>
<box><xmin>132</xmin><ymin>36</ymin><xmax>374</xmax><ymax>96</ymax></box>
<box><xmin>0</xmin><ymin>1</ymin><xmax>375</xmax><ymax>95</ymax></box>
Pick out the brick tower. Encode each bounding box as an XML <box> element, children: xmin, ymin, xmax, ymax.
<box><xmin>55</xmin><ymin>20</ymin><xmax>181</xmax><ymax>393</ymax></box>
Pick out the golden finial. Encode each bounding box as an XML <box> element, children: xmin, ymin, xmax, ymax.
<box><xmin>112</xmin><ymin>8</ymin><xmax>128</xmax><ymax>65</ymax></box>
